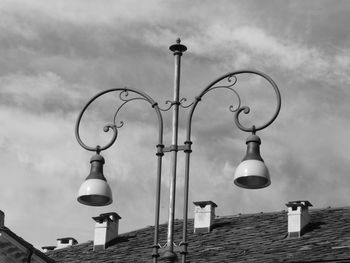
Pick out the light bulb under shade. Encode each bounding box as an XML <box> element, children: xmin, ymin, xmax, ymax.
<box><xmin>234</xmin><ymin>159</ymin><xmax>271</xmax><ymax>189</ymax></box>
<box><xmin>77</xmin><ymin>178</ymin><xmax>113</xmax><ymax>206</ymax></box>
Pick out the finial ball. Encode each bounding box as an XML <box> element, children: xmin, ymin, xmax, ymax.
<box><xmin>169</xmin><ymin>38</ymin><xmax>187</xmax><ymax>53</ymax></box>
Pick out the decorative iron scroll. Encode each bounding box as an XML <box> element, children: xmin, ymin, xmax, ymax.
<box><xmin>186</xmin><ymin>69</ymin><xmax>281</xmax><ymax>136</ymax></box>
<box><xmin>75</xmin><ymin>88</ymin><xmax>164</xmax><ymax>153</ymax></box>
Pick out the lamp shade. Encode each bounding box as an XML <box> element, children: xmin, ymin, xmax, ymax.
<box><xmin>233</xmin><ymin>134</ymin><xmax>271</xmax><ymax>189</ymax></box>
<box><xmin>77</xmin><ymin>153</ymin><xmax>113</xmax><ymax>206</ymax></box>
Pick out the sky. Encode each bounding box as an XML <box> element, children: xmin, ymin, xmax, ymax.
<box><xmin>1</xmin><ymin>0</ymin><xmax>350</xmax><ymax>249</ymax></box>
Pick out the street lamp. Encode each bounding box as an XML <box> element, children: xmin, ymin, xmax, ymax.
<box><xmin>75</xmin><ymin>38</ymin><xmax>281</xmax><ymax>263</ymax></box>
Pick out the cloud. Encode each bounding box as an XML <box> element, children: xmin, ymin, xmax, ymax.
<box><xmin>0</xmin><ymin>72</ymin><xmax>84</xmax><ymax>114</ymax></box>
<box><xmin>184</xmin><ymin>23</ymin><xmax>350</xmax><ymax>86</ymax></box>
<box><xmin>0</xmin><ymin>0</ymin><xmax>167</xmax><ymax>24</ymax></box>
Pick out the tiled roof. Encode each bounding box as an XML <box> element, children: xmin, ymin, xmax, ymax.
<box><xmin>47</xmin><ymin>206</ymin><xmax>350</xmax><ymax>262</ymax></box>
<box><xmin>0</xmin><ymin>226</ymin><xmax>55</xmax><ymax>263</ymax></box>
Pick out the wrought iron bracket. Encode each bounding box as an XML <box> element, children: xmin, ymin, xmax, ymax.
<box><xmin>158</xmin><ymin>242</ymin><xmax>182</xmax><ymax>253</ymax></box>
<box><xmin>163</xmin><ymin>141</ymin><xmax>192</xmax><ymax>153</ymax></box>
<box><xmin>158</xmin><ymin>100</ymin><xmax>181</xmax><ymax>112</ymax></box>
<box><xmin>156</xmin><ymin>144</ymin><xmax>165</xmax><ymax>156</ymax></box>
<box><xmin>75</xmin><ymin>88</ymin><xmax>164</xmax><ymax>153</ymax></box>
<box><xmin>151</xmin><ymin>243</ymin><xmax>161</xmax><ymax>258</ymax></box>
<box><xmin>179</xmin><ymin>241</ymin><xmax>188</xmax><ymax>255</ymax></box>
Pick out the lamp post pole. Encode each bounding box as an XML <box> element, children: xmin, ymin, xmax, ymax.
<box><xmin>162</xmin><ymin>39</ymin><xmax>187</xmax><ymax>261</ymax></box>
<box><xmin>75</xmin><ymin>39</ymin><xmax>281</xmax><ymax>263</ymax></box>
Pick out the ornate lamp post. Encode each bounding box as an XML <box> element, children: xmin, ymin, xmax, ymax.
<box><xmin>75</xmin><ymin>39</ymin><xmax>281</xmax><ymax>263</ymax></box>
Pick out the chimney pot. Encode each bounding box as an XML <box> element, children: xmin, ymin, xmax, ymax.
<box><xmin>193</xmin><ymin>201</ymin><xmax>217</xmax><ymax>233</ymax></box>
<box><xmin>92</xmin><ymin>212</ymin><xmax>121</xmax><ymax>251</ymax></box>
<box><xmin>56</xmin><ymin>237</ymin><xmax>78</xmax><ymax>249</ymax></box>
<box><xmin>286</xmin><ymin>200</ymin><xmax>312</xmax><ymax>238</ymax></box>
<box><xmin>42</xmin><ymin>246</ymin><xmax>57</xmax><ymax>252</ymax></box>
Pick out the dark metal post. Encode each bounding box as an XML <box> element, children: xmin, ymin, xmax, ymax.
<box><xmin>180</xmin><ymin>141</ymin><xmax>192</xmax><ymax>263</ymax></box>
<box><xmin>152</xmin><ymin>144</ymin><xmax>164</xmax><ymax>262</ymax></box>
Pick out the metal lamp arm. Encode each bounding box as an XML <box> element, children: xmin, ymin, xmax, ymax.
<box><xmin>185</xmin><ymin>69</ymin><xmax>281</xmax><ymax>141</ymax></box>
<box><xmin>75</xmin><ymin>87</ymin><xmax>165</xmax><ymax>152</ymax></box>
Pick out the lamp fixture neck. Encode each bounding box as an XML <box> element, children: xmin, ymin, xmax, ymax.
<box><xmin>87</xmin><ymin>153</ymin><xmax>106</xmax><ymax>181</ymax></box>
<box><xmin>242</xmin><ymin>134</ymin><xmax>264</xmax><ymax>162</ymax></box>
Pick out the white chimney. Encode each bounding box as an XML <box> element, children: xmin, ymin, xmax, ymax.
<box><xmin>0</xmin><ymin>210</ymin><xmax>4</xmax><ymax>227</ymax></box>
<box><xmin>193</xmin><ymin>201</ymin><xmax>217</xmax><ymax>233</ymax></box>
<box><xmin>286</xmin><ymin>200</ymin><xmax>313</xmax><ymax>238</ymax></box>
<box><xmin>92</xmin><ymin>212</ymin><xmax>121</xmax><ymax>251</ymax></box>
<box><xmin>56</xmin><ymin>237</ymin><xmax>78</xmax><ymax>249</ymax></box>
<box><xmin>42</xmin><ymin>246</ymin><xmax>56</xmax><ymax>252</ymax></box>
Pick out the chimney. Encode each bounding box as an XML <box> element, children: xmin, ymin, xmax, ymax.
<box><xmin>193</xmin><ymin>201</ymin><xmax>217</xmax><ymax>233</ymax></box>
<box><xmin>56</xmin><ymin>237</ymin><xmax>78</xmax><ymax>249</ymax></box>
<box><xmin>42</xmin><ymin>246</ymin><xmax>56</xmax><ymax>252</ymax></box>
<box><xmin>0</xmin><ymin>210</ymin><xmax>4</xmax><ymax>227</ymax></box>
<box><xmin>92</xmin><ymin>212</ymin><xmax>121</xmax><ymax>251</ymax></box>
<box><xmin>286</xmin><ymin>200</ymin><xmax>313</xmax><ymax>238</ymax></box>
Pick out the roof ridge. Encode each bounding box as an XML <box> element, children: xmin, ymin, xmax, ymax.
<box><xmin>215</xmin><ymin>205</ymin><xmax>350</xmax><ymax>219</ymax></box>
<box><xmin>308</xmin><ymin>205</ymin><xmax>350</xmax><ymax>211</ymax></box>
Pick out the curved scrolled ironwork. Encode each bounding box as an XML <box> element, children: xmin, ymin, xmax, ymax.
<box><xmin>158</xmin><ymin>97</ymin><xmax>195</xmax><ymax>111</ymax></box>
<box><xmin>179</xmin><ymin>98</ymin><xmax>194</xmax><ymax>109</ymax></box>
<box><xmin>178</xmin><ymin>75</ymin><xmax>239</xmax><ymax>110</ymax></box>
<box><xmin>112</xmin><ymin>91</ymin><xmax>149</xmax><ymax>129</ymax></box>
<box><xmin>200</xmin><ymin>74</ymin><xmax>241</xmax><ymax>113</ymax></box>
<box><xmin>186</xmin><ymin>69</ymin><xmax>281</xmax><ymax>140</ymax></box>
<box><xmin>158</xmin><ymin>100</ymin><xmax>176</xmax><ymax>112</ymax></box>
<box><xmin>75</xmin><ymin>88</ymin><xmax>164</xmax><ymax>152</ymax></box>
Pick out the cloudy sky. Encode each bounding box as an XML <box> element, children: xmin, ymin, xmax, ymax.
<box><xmin>1</xmin><ymin>0</ymin><xmax>350</xmax><ymax>249</ymax></box>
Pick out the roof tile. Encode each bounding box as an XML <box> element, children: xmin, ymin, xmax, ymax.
<box><xmin>47</xmin><ymin>207</ymin><xmax>350</xmax><ymax>262</ymax></box>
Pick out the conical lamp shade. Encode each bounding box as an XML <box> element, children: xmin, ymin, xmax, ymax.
<box><xmin>234</xmin><ymin>159</ymin><xmax>270</xmax><ymax>189</ymax></box>
<box><xmin>233</xmin><ymin>134</ymin><xmax>271</xmax><ymax>189</ymax></box>
<box><xmin>77</xmin><ymin>153</ymin><xmax>113</xmax><ymax>206</ymax></box>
